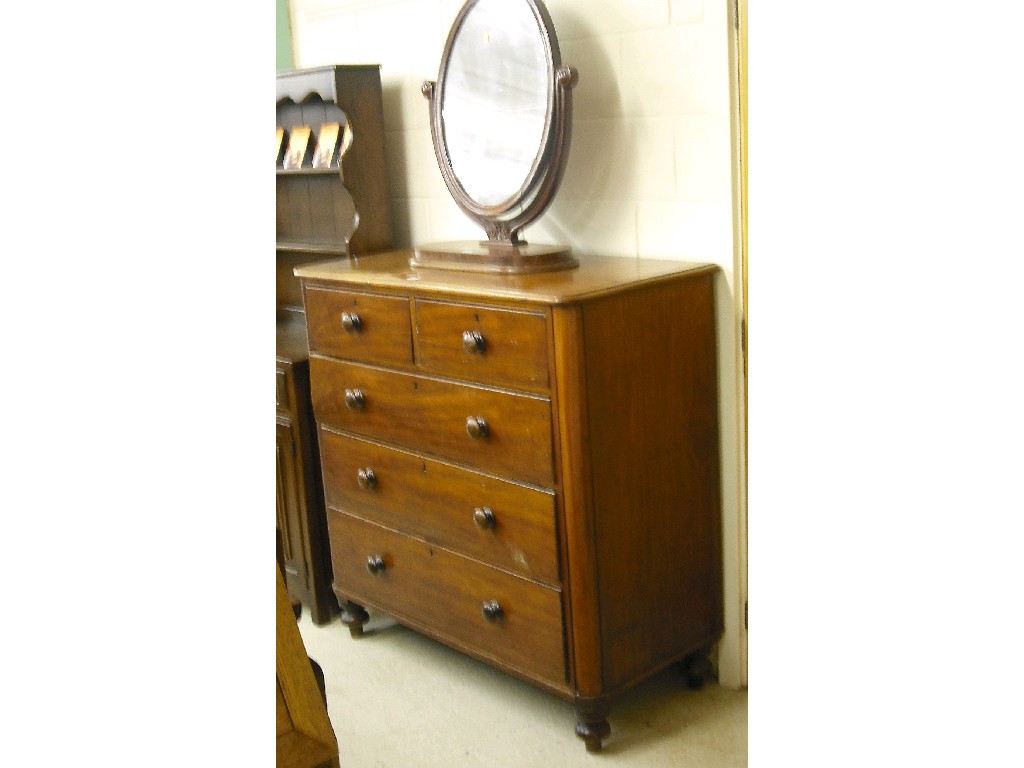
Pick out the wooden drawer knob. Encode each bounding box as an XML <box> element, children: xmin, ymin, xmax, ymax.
<box><xmin>357</xmin><ymin>468</ymin><xmax>377</xmax><ymax>490</ymax></box>
<box><xmin>344</xmin><ymin>388</ymin><xmax>365</xmax><ymax>410</ymax></box>
<box><xmin>341</xmin><ymin>311</ymin><xmax>362</xmax><ymax>332</ymax></box>
<box><xmin>366</xmin><ymin>554</ymin><xmax>386</xmax><ymax>575</ymax></box>
<box><xmin>465</xmin><ymin>416</ymin><xmax>489</xmax><ymax>439</ymax></box>
<box><xmin>462</xmin><ymin>330</ymin><xmax>486</xmax><ymax>354</ymax></box>
<box><xmin>473</xmin><ymin>507</ymin><xmax>496</xmax><ymax>530</ymax></box>
<box><xmin>481</xmin><ymin>600</ymin><xmax>503</xmax><ymax>623</ymax></box>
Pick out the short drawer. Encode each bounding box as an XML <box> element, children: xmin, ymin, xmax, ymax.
<box><xmin>414</xmin><ymin>299</ymin><xmax>549</xmax><ymax>393</ymax></box>
<box><xmin>327</xmin><ymin>510</ymin><xmax>566</xmax><ymax>685</ymax></box>
<box><xmin>310</xmin><ymin>357</ymin><xmax>554</xmax><ymax>487</ymax></box>
<box><xmin>320</xmin><ymin>430</ymin><xmax>560</xmax><ymax>586</ymax></box>
<box><xmin>304</xmin><ymin>287</ymin><xmax>412</xmax><ymax>366</ymax></box>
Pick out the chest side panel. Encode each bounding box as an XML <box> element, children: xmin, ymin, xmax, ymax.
<box><xmin>581</xmin><ymin>271</ymin><xmax>723</xmax><ymax>692</ymax></box>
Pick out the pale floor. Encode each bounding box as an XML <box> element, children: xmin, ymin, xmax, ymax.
<box><xmin>298</xmin><ymin>607</ymin><xmax>747</xmax><ymax>767</ymax></box>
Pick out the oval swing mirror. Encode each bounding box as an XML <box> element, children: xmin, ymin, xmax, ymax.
<box><xmin>412</xmin><ymin>0</ymin><xmax>578</xmax><ymax>274</ymax></box>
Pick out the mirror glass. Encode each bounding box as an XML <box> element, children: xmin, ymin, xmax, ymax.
<box><xmin>441</xmin><ymin>0</ymin><xmax>549</xmax><ymax>207</ymax></box>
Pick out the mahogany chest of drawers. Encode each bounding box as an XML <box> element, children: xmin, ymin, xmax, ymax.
<box><xmin>296</xmin><ymin>250</ymin><xmax>723</xmax><ymax>751</ymax></box>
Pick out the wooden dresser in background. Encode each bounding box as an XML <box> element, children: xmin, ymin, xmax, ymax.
<box><xmin>295</xmin><ymin>251</ymin><xmax>724</xmax><ymax>751</ymax></box>
<box><xmin>276</xmin><ymin>65</ymin><xmax>392</xmax><ymax>623</ymax></box>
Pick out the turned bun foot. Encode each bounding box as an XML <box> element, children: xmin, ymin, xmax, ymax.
<box><xmin>575</xmin><ymin>700</ymin><xmax>611</xmax><ymax>752</ymax></box>
<box><xmin>340</xmin><ymin>600</ymin><xmax>369</xmax><ymax>638</ymax></box>
<box><xmin>678</xmin><ymin>647</ymin><xmax>715</xmax><ymax>689</ymax></box>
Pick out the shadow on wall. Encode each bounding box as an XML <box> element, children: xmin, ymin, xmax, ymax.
<box><xmin>540</xmin><ymin>2</ymin><xmax>624</xmax><ymax>248</ymax></box>
<box><xmin>380</xmin><ymin>80</ymin><xmax>409</xmax><ymax>245</ymax></box>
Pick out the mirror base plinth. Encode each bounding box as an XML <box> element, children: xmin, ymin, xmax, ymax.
<box><xmin>411</xmin><ymin>241</ymin><xmax>578</xmax><ymax>274</ymax></box>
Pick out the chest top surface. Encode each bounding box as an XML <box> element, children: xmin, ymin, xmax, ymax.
<box><xmin>293</xmin><ymin>250</ymin><xmax>715</xmax><ymax>305</ymax></box>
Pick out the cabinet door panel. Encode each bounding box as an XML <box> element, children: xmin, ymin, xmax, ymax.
<box><xmin>276</xmin><ymin>420</ymin><xmax>306</xmax><ymax>588</ymax></box>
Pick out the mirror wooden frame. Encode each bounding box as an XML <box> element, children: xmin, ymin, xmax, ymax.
<box><xmin>412</xmin><ymin>0</ymin><xmax>579</xmax><ymax>274</ymax></box>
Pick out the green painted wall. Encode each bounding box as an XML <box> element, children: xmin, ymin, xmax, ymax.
<box><xmin>276</xmin><ymin>0</ymin><xmax>294</xmax><ymax>71</ymax></box>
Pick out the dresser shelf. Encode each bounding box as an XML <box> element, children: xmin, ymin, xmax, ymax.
<box><xmin>277</xmin><ymin>168</ymin><xmax>343</xmax><ymax>177</ymax></box>
<box><xmin>276</xmin><ymin>64</ymin><xmax>392</xmax><ymax>257</ymax></box>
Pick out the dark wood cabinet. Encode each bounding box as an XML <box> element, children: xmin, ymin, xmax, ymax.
<box><xmin>296</xmin><ymin>251</ymin><xmax>724</xmax><ymax>751</ymax></box>
<box><xmin>276</xmin><ymin>65</ymin><xmax>392</xmax><ymax>623</ymax></box>
<box><xmin>277</xmin><ymin>324</ymin><xmax>334</xmax><ymax>624</ymax></box>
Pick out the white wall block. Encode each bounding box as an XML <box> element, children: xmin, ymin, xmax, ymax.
<box><xmin>558</xmin><ymin>118</ymin><xmax>633</xmax><ymax>201</ymax></box>
<box><xmin>560</xmin><ymin>119</ymin><xmax>677</xmax><ymax>204</ymax></box>
<box><xmin>621</xmin><ymin>26</ymin><xmax>715</xmax><ymax>117</ymax></box>
<box><xmin>694</xmin><ymin>8</ymin><xmax>731</xmax><ymax>116</ymax></box>
<box><xmin>636</xmin><ymin>199</ymin><xmax>732</xmax><ymax>263</ymax></box>
<box><xmin>418</xmin><ymin>147</ymin><xmax>448</xmax><ymax>201</ymax></box>
<box><xmin>671</xmin><ymin>0</ymin><xmax>705</xmax><ymax>25</ymax></box>
<box><xmin>356</xmin><ymin>2</ymin><xmax>446</xmax><ymax>72</ymax></box>
<box><xmin>382</xmin><ymin>127</ymin><xmax>446</xmax><ymax>200</ymax></box>
<box><xmin>408</xmin><ymin>196</ymin><xmax>436</xmax><ymax>246</ymax></box>
<box><xmin>387</xmin><ymin>197</ymin><xmax>430</xmax><ymax>249</ymax></box>
<box><xmin>542</xmin><ymin>198</ymin><xmax>638</xmax><ymax>258</ymax></box>
<box><xmin>522</xmin><ymin>208</ymin><xmax>574</xmax><ymax>250</ymax></box>
<box><xmin>380</xmin><ymin>72</ymin><xmax>433</xmax><ymax>131</ymax></box>
<box><xmin>625</xmin><ymin>118</ymin><xmax>677</xmax><ymax>200</ymax></box>
<box><xmin>381</xmin><ymin>129</ymin><xmax>413</xmax><ymax>199</ymax></box>
<box><xmin>674</xmin><ymin>114</ymin><xmax>732</xmax><ymax>202</ymax></box>
<box><xmin>548</xmin><ymin>0</ymin><xmax>670</xmax><ymax>41</ymax></box>
<box><xmin>296</xmin><ymin>0</ymin><xmax>404</xmax><ymax>16</ymax></box>
<box><xmin>292</xmin><ymin>9</ymin><xmax>362</xmax><ymax>67</ymax></box>
<box><xmin>701</xmin><ymin>0</ymin><xmax>729</xmax><ymax>28</ymax></box>
<box><xmin>427</xmin><ymin>196</ymin><xmax>482</xmax><ymax>242</ymax></box>
<box><xmin>559</xmin><ymin>35</ymin><xmax>623</xmax><ymax>120</ymax></box>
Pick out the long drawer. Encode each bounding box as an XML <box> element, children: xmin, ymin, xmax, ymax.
<box><xmin>310</xmin><ymin>356</ymin><xmax>555</xmax><ymax>487</ymax></box>
<box><xmin>319</xmin><ymin>429</ymin><xmax>560</xmax><ymax>586</ymax></box>
<box><xmin>327</xmin><ymin>509</ymin><xmax>566</xmax><ymax>685</ymax></box>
